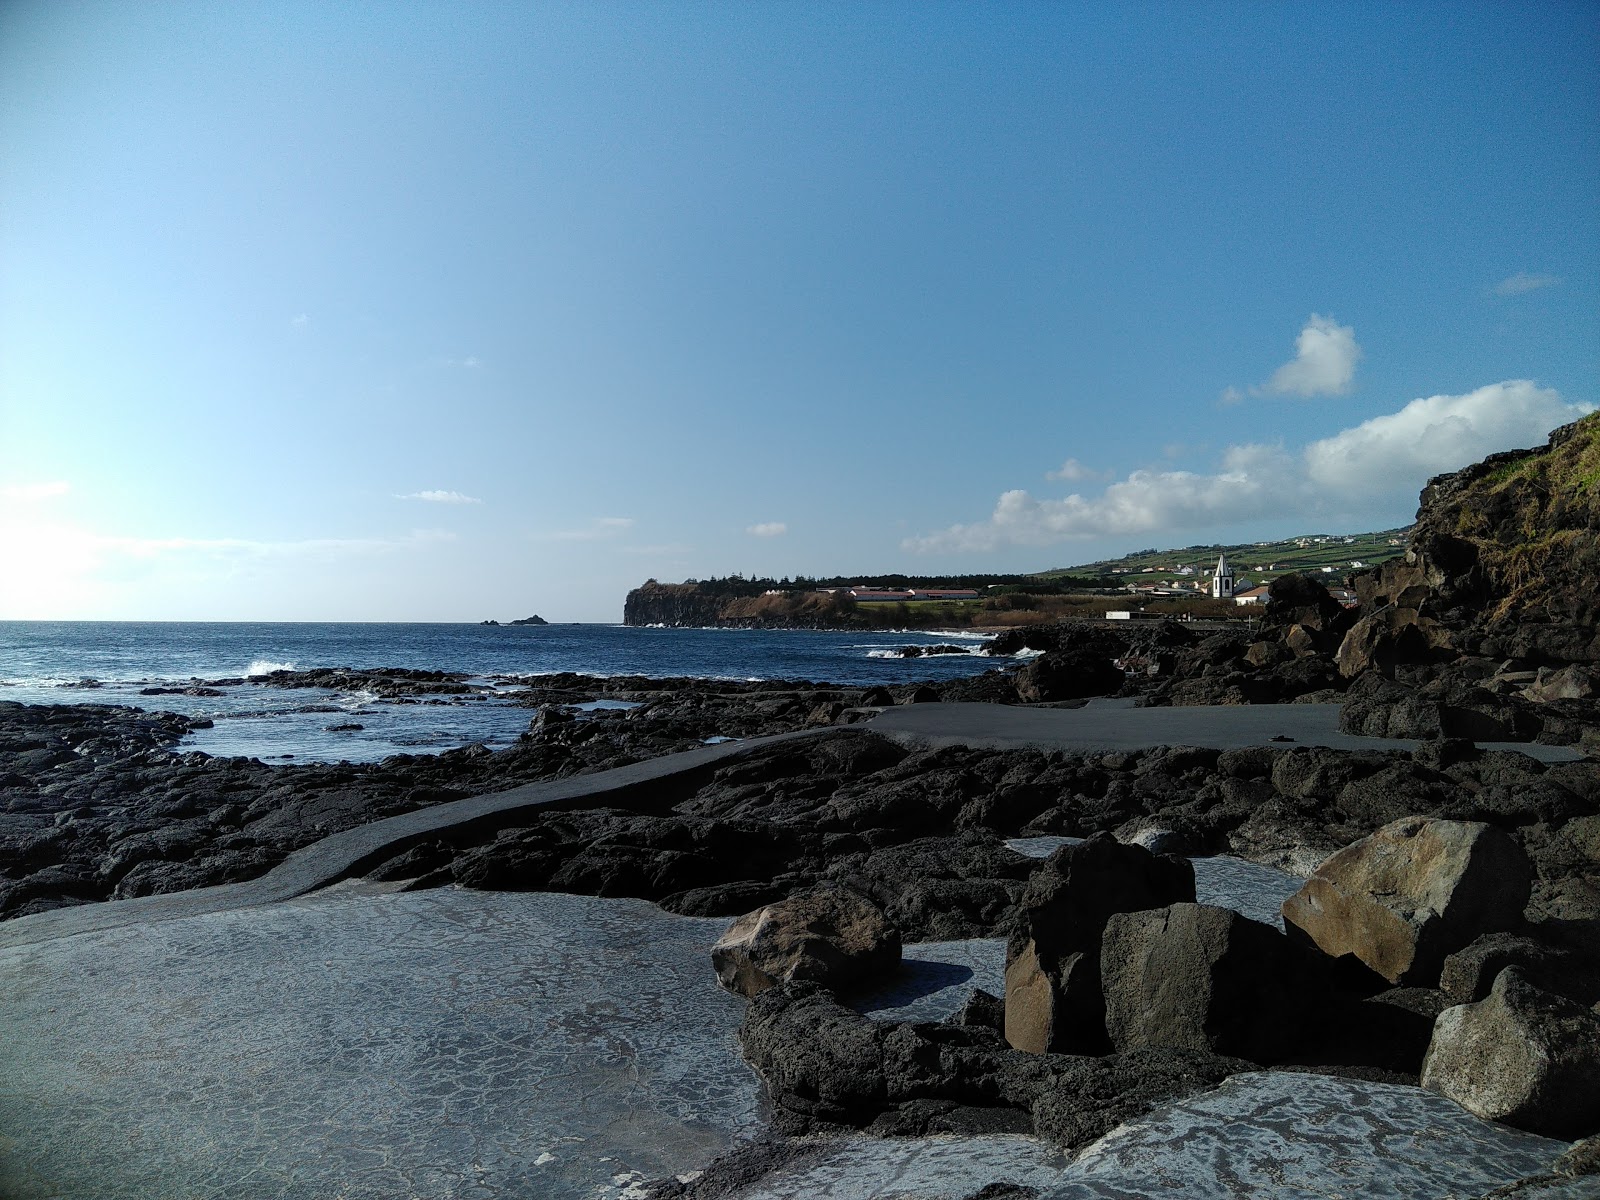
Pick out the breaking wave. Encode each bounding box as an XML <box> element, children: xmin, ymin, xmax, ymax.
<box><xmin>245</xmin><ymin>659</ymin><xmax>296</xmax><ymax>677</ymax></box>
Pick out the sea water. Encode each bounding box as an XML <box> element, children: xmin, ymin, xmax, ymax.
<box><xmin>0</xmin><ymin>622</ymin><xmax>1010</xmax><ymax>763</ymax></box>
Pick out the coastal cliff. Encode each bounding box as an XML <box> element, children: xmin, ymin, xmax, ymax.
<box><xmin>1346</xmin><ymin>412</ymin><xmax>1600</xmax><ymax>665</ymax></box>
<box><xmin>624</xmin><ymin>581</ymin><xmax>870</xmax><ymax>629</ymax></box>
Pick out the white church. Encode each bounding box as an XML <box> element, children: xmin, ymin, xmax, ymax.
<box><xmin>1210</xmin><ymin>551</ymin><xmax>1235</xmax><ymax>599</ymax></box>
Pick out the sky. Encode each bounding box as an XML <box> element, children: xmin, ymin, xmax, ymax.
<box><xmin>1</xmin><ymin>1</ymin><xmax>1596</xmax><ymax>622</ymax></box>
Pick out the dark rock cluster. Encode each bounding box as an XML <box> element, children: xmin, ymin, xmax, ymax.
<box><xmin>0</xmin><ymin>679</ymin><xmax>890</xmax><ymax>919</ymax></box>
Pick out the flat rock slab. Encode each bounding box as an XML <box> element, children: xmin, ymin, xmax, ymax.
<box><xmin>1007</xmin><ymin>837</ymin><xmax>1303</xmax><ymax>930</ymax></box>
<box><xmin>715</xmin><ymin>1074</ymin><xmax>1571</xmax><ymax>1199</ymax></box>
<box><xmin>0</xmin><ymin>888</ymin><xmax>762</xmax><ymax>1200</ymax></box>
<box><xmin>727</xmin><ymin>1134</ymin><xmax>1074</xmax><ymax>1199</ymax></box>
<box><xmin>871</xmin><ymin>702</ymin><xmax>1584</xmax><ymax>761</ymax></box>
<box><xmin>842</xmin><ymin>938</ymin><xmax>1005</xmax><ymax>1023</ymax></box>
<box><xmin>1048</xmin><ymin>1071</ymin><xmax>1570</xmax><ymax>1200</ymax></box>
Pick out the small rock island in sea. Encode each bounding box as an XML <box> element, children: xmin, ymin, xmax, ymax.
<box><xmin>3</xmin><ymin>415</ymin><xmax>1598</xmax><ymax>1198</ymax></box>
<box><xmin>480</xmin><ymin>614</ymin><xmax>549</xmax><ymax>626</ymax></box>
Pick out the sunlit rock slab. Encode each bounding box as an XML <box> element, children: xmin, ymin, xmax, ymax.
<box><xmin>1048</xmin><ymin>1071</ymin><xmax>1571</xmax><ymax>1200</ymax></box>
<box><xmin>0</xmin><ymin>888</ymin><xmax>762</xmax><ymax>1200</ymax></box>
<box><xmin>725</xmin><ymin>1134</ymin><xmax>1074</xmax><ymax>1199</ymax></box>
<box><xmin>845</xmin><ymin>938</ymin><xmax>1006</xmax><ymax>1023</ymax></box>
<box><xmin>1007</xmin><ymin>835</ymin><xmax>1303</xmax><ymax>929</ymax></box>
<box><xmin>714</xmin><ymin>1073</ymin><xmax>1572</xmax><ymax>1200</ymax></box>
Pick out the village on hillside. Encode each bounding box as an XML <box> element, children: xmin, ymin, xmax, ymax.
<box><xmin>780</xmin><ymin>528</ymin><xmax>1411</xmax><ymax>612</ymax></box>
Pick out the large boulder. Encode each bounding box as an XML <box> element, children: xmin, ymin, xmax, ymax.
<box><xmin>1421</xmin><ymin>967</ymin><xmax>1600</xmax><ymax>1139</ymax></box>
<box><xmin>1440</xmin><ymin>931</ymin><xmax>1600</xmax><ymax>1007</ymax></box>
<box><xmin>1015</xmin><ymin>650</ymin><xmax>1125</xmax><ymax>703</ymax></box>
<box><xmin>1262</xmin><ymin>573</ymin><xmax>1356</xmax><ymax>650</ymax></box>
<box><xmin>1281</xmin><ymin>817</ymin><xmax>1532</xmax><ymax>987</ymax></box>
<box><xmin>1003</xmin><ymin>943</ymin><xmax>1102</xmax><ymax>1055</ymax></box>
<box><xmin>1336</xmin><ymin>611</ymin><xmax>1438</xmax><ymax>679</ymax></box>
<box><xmin>1100</xmin><ymin>902</ymin><xmax>1321</xmax><ymax>1064</ymax></box>
<box><xmin>1010</xmin><ymin>833</ymin><xmax>1198</xmax><ymax>963</ymax></box>
<box><xmin>712</xmin><ymin>885</ymin><xmax>901</xmax><ymax>998</ymax></box>
<box><xmin>1004</xmin><ymin>834</ymin><xmax>1195</xmax><ymax>1055</ymax></box>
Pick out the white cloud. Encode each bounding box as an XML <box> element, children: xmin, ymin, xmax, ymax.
<box><xmin>1260</xmin><ymin>314</ymin><xmax>1361</xmax><ymax>398</ymax></box>
<box><xmin>2</xmin><ymin>481</ymin><xmax>70</xmax><ymax>501</ymax></box>
<box><xmin>746</xmin><ymin>521</ymin><xmax>788</xmax><ymax>537</ymax></box>
<box><xmin>399</xmin><ymin>490</ymin><xmax>482</xmax><ymax>504</ymax></box>
<box><xmin>1218</xmin><ymin>386</ymin><xmax>1244</xmax><ymax>407</ymax></box>
<box><xmin>1304</xmin><ymin>380</ymin><xmax>1581</xmax><ymax>492</ymax></box>
<box><xmin>1493</xmin><ymin>272</ymin><xmax>1561</xmax><ymax>297</ymax></box>
<box><xmin>290</xmin><ymin>313</ymin><xmax>309</xmax><ymax>328</ymax></box>
<box><xmin>1045</xmin><ymin>459</ymin><xmax>1108</xmax><ymax>483</ymax></box>
<box><xmin>904</xmin><ymin>380</ymin><xmax>1591</xmax><ymax>553</ymax></box>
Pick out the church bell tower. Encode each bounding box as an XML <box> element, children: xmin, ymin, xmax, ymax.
<box><xmin>1211</xmin><ymin>551</ymin><xmax>1235</xmax><ymax>599</ymax></box>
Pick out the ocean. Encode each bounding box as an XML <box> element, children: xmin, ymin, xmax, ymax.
<box><xmin>0</xmin><ymin>622</ymin><xmax>1012</xmax><ymax>764</ymax></box>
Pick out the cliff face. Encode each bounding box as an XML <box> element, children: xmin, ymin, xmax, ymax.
<box><xmin>623</xmin><ymin>582</ymin><xmax>868</xmax><ymax>629</ymax></box>
<box><xmin>623</xmin><ymin>583</ymin><xmax>733</xmax><ymax>627</ymax></box>
<box><xmin>1343</xmin><ymin>413</ymin><xmax>1600</xmax><ymax>668</ymax></box>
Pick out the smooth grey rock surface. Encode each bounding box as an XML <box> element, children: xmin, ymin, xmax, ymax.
<box><xmin>1006</xmin><ymin>837</ymin><xmax>1304</xmax><ymax>930</ymax></box>
<box><xmin>869</xmin><ymin>702</ymin><xmax>1583</xmax><ymax>761</ymax></box>
<box><xmin>721</xmin><ymin>1134</ymin><xmax>1073</xmax><ymax>1199</ymax></box>
<box><xmin>698</xmin><ymin>1073</ymin><xmax>1572</xmax><ymax>1199</ymax></box>
<box><xmin>843</xmin><ymin>938</ymin><xmax>1005</xmax><ymax>1023</ymax></box>
<box><xmin>1043</xmin><ymin>1071</ymin><xmax>1572</xmax><ymax>1200</ymax></box>
<box><xmin>0</xmin><ymin>887</ymin><xmax>763</xmax><ymax>1200</ymax></box>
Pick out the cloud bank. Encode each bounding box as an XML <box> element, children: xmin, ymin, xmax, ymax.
<box><xmin>746</xmin><ymin>522</ymin><xmax>788</xmax><ymax>537</ymax></box>
<box><xmin>905</xmin><ymin>381</ymin><xmax>1588</xmax><ymax>553</ymax></box>
<box><xmin>399</xmin><ymin>490</ymin><xmax>482</xmax><ymax>504</ymax></box>
<box><xmin>1260</xmin><ymin>314</ymin><xmax>1361</xmax><ymax>398</ymax></box>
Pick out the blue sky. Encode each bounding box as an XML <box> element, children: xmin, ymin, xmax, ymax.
<box><xmin>1</xmin><ymin>1</ymin><xmax>1595</xmax><ymax>621</ymax></box>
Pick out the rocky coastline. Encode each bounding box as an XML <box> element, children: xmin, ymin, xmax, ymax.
<box><xmin>4</xmin><ymin>415</ymin><xmax>1599</xmax><ymax>1196</ymax></box>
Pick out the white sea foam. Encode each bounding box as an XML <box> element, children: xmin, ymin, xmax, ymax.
<box><xmin>245</xmin><ymin>659</ymin><xmax>296</xmax><ymax>677</ymax></box>
<box><xmin>1013</xmin><ymin>648</ymin><xmax>1045</xmax><ymax>658</ymax></box>
<box><xmin>866</xmin><ymin>646</ymin><xmax>982</xmax><ymax>659</ymax></box>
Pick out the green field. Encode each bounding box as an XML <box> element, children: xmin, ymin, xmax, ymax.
<box><xmin>1041</xmin><ymin>527</ymin><xmax>1410</xmax><ymax>589</ymax></box>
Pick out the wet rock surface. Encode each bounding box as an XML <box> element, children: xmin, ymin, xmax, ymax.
<box><xmin>0</xmin><ymin>889</ymin><xmax>765</xmax><ymax>1200</ymax></box>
